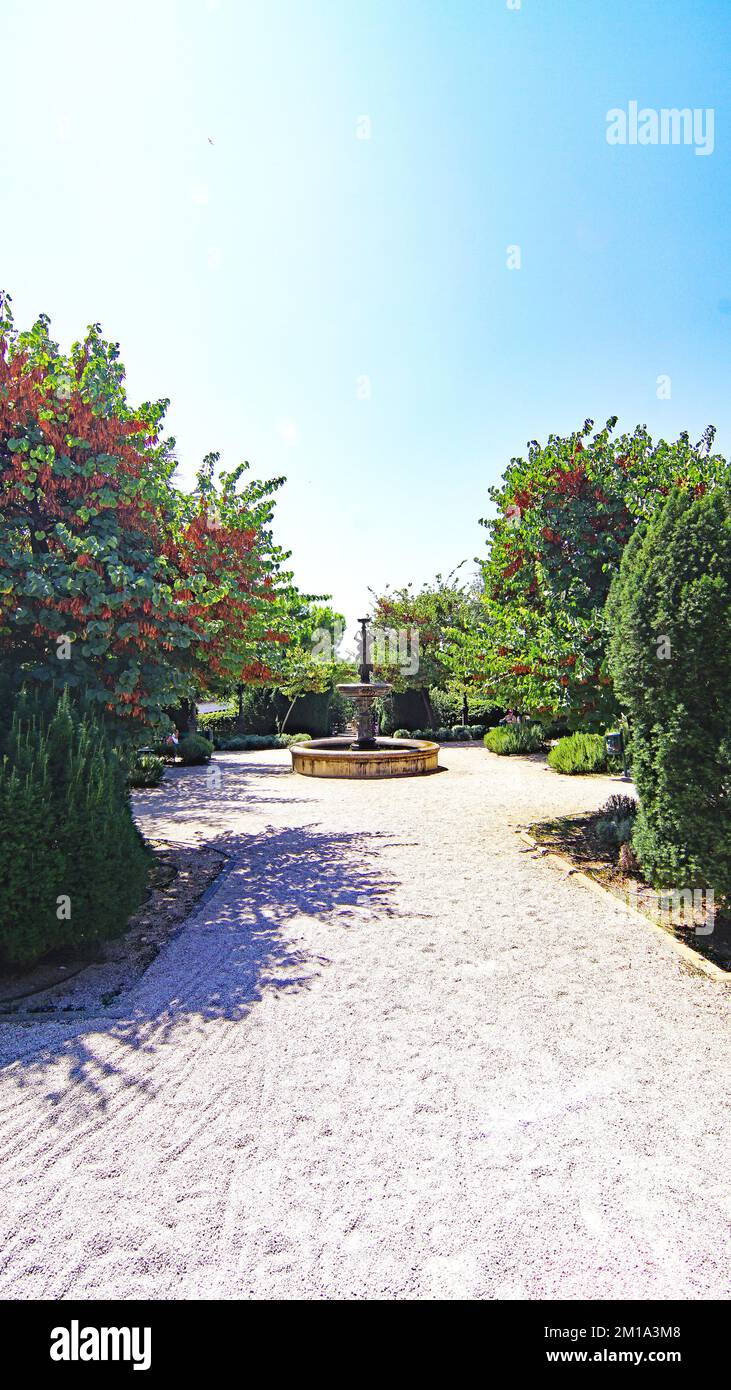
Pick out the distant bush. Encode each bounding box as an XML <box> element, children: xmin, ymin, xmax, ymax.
<box><xmin>148</xmin><ymin>735</ymin><xmax>179</xmax><ymax>760</ymax></box>
<box><xmin>393</xmin><ymin>728</ymin><xmax>411</xmax><ymax>739</ymax></box>
<box><xmin>468</xmin><ymin>724</ymin><xmax>486</xmax><ymax>740</ymax></box>
<box><xmin>536</xmin><ymin>719</ymin><xmax>571</xmax><ymax>741</ymax></box>
<box><xmin>435</xmin><ymin>727</ymin><xmax>451</xmax><ymax>743</ymax></box>
<box><xmin>127</xmin><ymin>754</ymin><xmax>165</xmax><ymax>789</ymax></box>
<box><xmin>484</xmin><ymin>723</ymin><xmax>544</xmax><ymax>756</ymax></box>
<box><xmin>547</xmin><ymin>731</ymin><xmax>607</xmax><ymax>775</ymax></box>
<box><xmin>177</xmin><ymin>734</ymin><xmax>214</xmax><ymax>765</ymax></box>
<box><xmin>0</xmin><ymin>689</ymin><xmax>150</xmax><ymax>971</ymax></box>
<box><xmin>217</xmin><ymin>732</ymin><xmax>312</xmax><ymax>751</ymax></box>
<box><xmin>451</xmin><ymin>725</ymin><xmax>472</xmax><ymax>740</ymax></box>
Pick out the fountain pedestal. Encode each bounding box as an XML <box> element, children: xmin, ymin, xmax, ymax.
<box><xmin>336</xmin><ymin>681</ymin><xmax>393</xmax><ymax>749</ymax></box>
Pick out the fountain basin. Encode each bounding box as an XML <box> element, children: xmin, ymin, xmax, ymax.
<box><xmin>291</xmin><ymin>736</ymin><xmax>439</xmax><ymax>778</ymax></box>
<box><xmin>336</xmin><ymin>682</ymin><xmax>393</xmax><ymax>699</ymax></box>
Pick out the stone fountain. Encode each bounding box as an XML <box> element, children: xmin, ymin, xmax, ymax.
<box><xmin>290</xmin><ymin>618</ymin><xmax>439</xmax><ymax>778</ymax></box>
<box><xmin>336</xmin><ymin>617</ymin><xmax>392</xmax><ymax>749</ymax></box>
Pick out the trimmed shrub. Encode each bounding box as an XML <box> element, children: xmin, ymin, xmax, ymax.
<box><xmin>451</xmin><ymin>725</ymin><xmax>472</xmax><ymax>740</ymax></box>
<box><xmin>177</xmin><ymin>734</ymin><xmax>214</xmax><ymax>765</ymax></box>
<box><xmin>435</xmin><ymin>727</ymin><xmax>451</xmax><ymax>743</ymax></box>
<box><xmin>393</xmin><ymin>729</ymin><xmax>411</xmax><ymax>739</ymax></box>
<box><xmin>547</xmin><ymin>731</ymin><xmax>607</xmax><ymax>775</ymax></box>
<box><xmin>0</xmin><ymin>689</ymin><xmax>151</xmax><ymax>970</ymax></box>
<box><xmin>128</xmin><ymin>754</ymin><xmax>165</xmax><ymax>789</ymax></box>
<box><xmin>484</xmin><ymin>723</ymin><xmax>545</xmax><ymax>755</ymax></box>
<box><xmin>606</xmin><ymin>486</ymin><xmax>731</xmax><ymax>895</ymax></box>
<box><xmin>468</xmin><ymin>724</ymin><xmax>486</xmax><ymax>740</ymax></box>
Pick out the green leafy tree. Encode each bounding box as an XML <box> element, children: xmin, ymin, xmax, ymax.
<box><xmin>274</xmin><ymin>601</ymin><xmax>349</xmax><ymax>731</ymax></box>
<box><xmin>369</xmin><ymin>570</ymin><xmax>473</xmax><ymax>726</ymax></box>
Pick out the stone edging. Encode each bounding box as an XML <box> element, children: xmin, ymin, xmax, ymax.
<box><xmin>517</xmin><ymin>831</ymin><xmax>729</xmax><ymax>985</ymax></box>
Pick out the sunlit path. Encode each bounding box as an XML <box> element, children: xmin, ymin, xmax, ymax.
<box><xmin>0</xmin><ymin>748</ymin><xmax>729</xmax><ymax>1300</ymax></box>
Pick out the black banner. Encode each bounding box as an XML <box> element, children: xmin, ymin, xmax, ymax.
<box><xmin>0</xmin><ymin>1298</ymin><xmax>719</xmax><ymax>1374</ymax></box>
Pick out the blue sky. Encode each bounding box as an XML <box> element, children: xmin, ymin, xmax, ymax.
<box><xmin>2</xmin><ymin>0</ymin><xmax>731</xmax><ymax>631</ymax></box>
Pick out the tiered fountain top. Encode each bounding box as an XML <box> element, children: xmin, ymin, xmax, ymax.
<box><xmin>337</xmin><ymin>617</ymin><xmax>392</xmax><ymax>692</ymax></box>
<box><xmin>336</xmin><ymin>618</ymin><xmax>391</xmax><ymax>749</ymax></box>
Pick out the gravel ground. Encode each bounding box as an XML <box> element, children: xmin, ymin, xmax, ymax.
<box><xmin>0</xmin><ymin>747</ymin><xmax>729</xmax><ymax>1301</ymax></box>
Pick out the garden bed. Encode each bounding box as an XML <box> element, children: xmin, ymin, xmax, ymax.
<box><xmin>528</xmin><ymin>810</ymin><xmax>731</xmax><ymax>973</ymax></box>
<box><xmin>0</xmin><ymin>841</ymin><xmax>227</xmax><ymax>1015</ymax></box>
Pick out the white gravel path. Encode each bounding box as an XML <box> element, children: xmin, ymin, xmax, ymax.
<box><xmin>0</xmin><ymin>747</ymin><xmax>729</xmax><ymax>1301</ymax></box>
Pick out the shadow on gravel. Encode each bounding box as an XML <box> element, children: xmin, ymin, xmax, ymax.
<box><xmin>132</xmin><ymin>756</ymin><xmax>311</xmax><ymax>841</ymax></box>
<box><xmin>0</xmin><ymin>817</ymin><xmax>403</xmax><ymax>1108</ymax></box>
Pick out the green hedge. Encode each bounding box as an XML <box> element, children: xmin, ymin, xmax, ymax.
<box><xmin>547</xmin><ymin>731</ymin><xmax>607</xmax><ymax>775</ymax></box>
<box><xmin>196</xmin><ymin>709</ymin><xmax>239</xmax><ymax>740</ymax></box>
<box><xmin>484</xmin><ymin>724</ymin><xmax>545</xmax><ymax>755</ymax></box>
<box><xmin>230</xmin><ymin>688</ymin><xmax>332</xmax><ymax>737</ymax></box>
<box><xmin>407</xmin><ymin>726</ymin><xmax>486</xmax><ymax>743</ymax></box>
<box><xmin>607</xmin><ymin>487</ymin><xmax>731</xmax><ymax>895</ymax></box>
<box><xmin>0</xmin><ymin>689</ymin><xmax>150</xmax><ymax>971</ymax></box>
<box><xmin>198</xmin><ymin>695</ymin><xmax>332</xmax><ymax>744</ymax></box>
<box><xmin>217</xmin><ymin>733</ymin><xmax>312</xmax><ymax>751</ymax></box>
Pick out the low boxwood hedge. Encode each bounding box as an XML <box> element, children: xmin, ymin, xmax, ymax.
<box><xmin>217</xmin><ymin>732</ymin><xmax>312</xmax><ymax>752</ymax></box>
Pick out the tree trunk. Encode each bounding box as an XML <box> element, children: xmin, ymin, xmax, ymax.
<box><xmin>175</xmin><ymin>697</ymin><xmax>198</xmax><ymax>736</ymax></box>
<box><xmin>280</xmin><ymin>698</ymin><xmax>296</xmax><ymax>733</ymax></box>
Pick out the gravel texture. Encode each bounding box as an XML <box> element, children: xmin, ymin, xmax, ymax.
<box><xmin>0</xmin><ymin>747</ymin><xmax>729</xmax><ymax>1301</ymax></box>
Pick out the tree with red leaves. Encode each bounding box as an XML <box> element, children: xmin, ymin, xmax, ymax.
<box><xmin>460</xmin><ymin>417</ymin><xmax>729</xmax><ymax>727</ymax></box>
<box><xmin>0</xmin><ymin>296</ymin><xmax>290</xmax><ymax>736</ymax></box>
